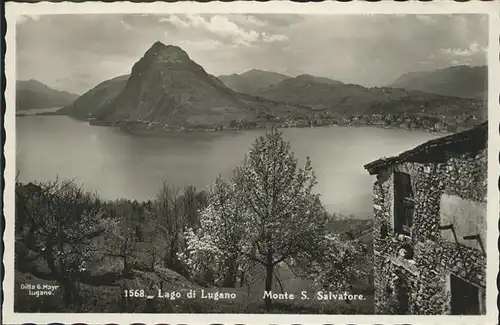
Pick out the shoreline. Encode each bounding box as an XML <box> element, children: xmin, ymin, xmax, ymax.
<box><xmin>96</xmin><ymin>119</ymin><xmax>457</xmax><ymax>136</ymax></box>
<box><xmin>16</xmin><ymin>113</ymin><xmax>481</xmax><ymax>136</ymax></box>
<box><xmin>117</xmin><ymin>123</ymin><xmax>451</xmax><ymax>137</ymax></box>
<box><xmin>15</xmin><ymin>111</ymin><xmax>65</xmax><ymax>117</ymax></box>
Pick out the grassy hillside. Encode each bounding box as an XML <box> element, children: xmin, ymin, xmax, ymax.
<box><xmin>15</xmin><ymin>180</ymin><xmax>373</xmax><ymax>314</ymax></box>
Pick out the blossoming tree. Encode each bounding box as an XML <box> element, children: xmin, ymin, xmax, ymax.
<box><xmin>182</xmin><ymin>129</ymin><xmax>364</xmax><ymax>310</ymax></box>
<box><xmin>15</xmin><ymin>179</ymin><xmax>106</xmax><ymax>307</ymax></box>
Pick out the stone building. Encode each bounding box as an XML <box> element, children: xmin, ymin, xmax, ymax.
<box><xmin>364</xmin><ymin>121</ymin><xmax>487</xmax><ymax>315</ymax></box>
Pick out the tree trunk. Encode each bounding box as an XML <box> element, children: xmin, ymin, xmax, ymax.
<box><xmin>123</xmin><ymin>256</ymin><xmax>131</xmax><ymax>276</ymax></box>
<box><xmin>25</xmin><ymin>226</ymin><xmax>37</xmax><ymax>250</ymax></box>
<box><xmin>223</xmin><ymin>257</ymin><xmax>238</xmax><ymax>288</ymax></box>
<box><xmin>264</xmin><ymin>250</ymin><xmax>274</xmax><ymax>311</ymax></box>
<box><xmin>120</xmin><ymin>285</ymin><xmax>127</xmax><ymax>312</ymax></box>
<box><xmin>169</xmin><ymin>239</ymin><xmax>178</xmax><ymax>267</ymax></box>
<box><xmin>62</xmin><ymin>279</ymin><xmax>76</xmax><ymax>308</ymax></box>
<box><xmin>240</xmin><ymin>271</ymin><xmax>245</xmax><ymax>287</ymax></box>
<box><xmin>274</xmin><ymin>269</ymin><xmax>284</xmax><ymax>294</ymax></box>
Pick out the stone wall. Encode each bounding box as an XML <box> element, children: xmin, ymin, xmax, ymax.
<box><xmin>372</xmin><ymin>148</ymin><xmax>486</xmax><ymax>314</ymax></box>
<box><xmin>440</xmin><ymin>194</ymin><xmax>486</xmax><ymax>251</ymax></box>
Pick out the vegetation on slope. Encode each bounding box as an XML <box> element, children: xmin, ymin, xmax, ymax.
<box><xmin>15</xmin><ymin>130</ymin><xmax>373</xmax><ymax>314</ymax></box>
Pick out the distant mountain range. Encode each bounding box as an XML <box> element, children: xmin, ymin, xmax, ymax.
<box><xmin>16</xmin><ymin>80</ymin><xmax>79</xmax><ymax>110</ymax></box>
<box><xmin>221</xmin><ymin>65</ymin><xmax>487</xmax><ymax>103</ymax></box>
<box><xmin>256</xmin><ymin>78</ymin><xmax>483</xmax><ymax>117</ymax></box>
<box><xmin>219</xmin><ymin>67</ymin><xmax>484</xmax><ymax>117</ymax></box>
<box><xmin>218</xmin><ymin>71</ymin><xmax>343</xmax><ymax>96</ymax></box>
<box><xmin>390</xmin><ymin>65</ymin><xmax>487</xmax><ymax>99</ymax></box>
<box><xmin>56</xmin><ymin>41</ymin><xmax>486</xmax><ymax>132</ymax></box>
<box><xmin>218</xmin><ymin>69</ymin><xmax>289</xmax><ymax>96</ymax></box>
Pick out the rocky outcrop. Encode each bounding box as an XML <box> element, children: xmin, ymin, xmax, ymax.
<box><xmin>94</xmin><ymin>42</ymin><xmax>250</xmax><ymax>125</ymax></box>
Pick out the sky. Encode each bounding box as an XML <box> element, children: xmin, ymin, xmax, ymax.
<box><xmin>16</xmin><ymin>13</ymin><xmax>488</xmax><ymax>94</ymax></box>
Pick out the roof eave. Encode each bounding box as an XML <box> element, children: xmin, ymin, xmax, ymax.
<box><xmin>363</xmin><ymin>121</ymin><xmax>487</xmax><ymax>175</ymax></box>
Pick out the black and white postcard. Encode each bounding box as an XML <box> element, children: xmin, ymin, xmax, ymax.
<box><xmin>3</xmin><ymin>1</ymin><xmax>499</xmax><ymax>324</ymax></box>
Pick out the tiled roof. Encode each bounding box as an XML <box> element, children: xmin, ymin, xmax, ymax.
<box><xmin>364</xmin><ymin>121</ymin><xmax>487</xmax><ymax>175</ymax></box>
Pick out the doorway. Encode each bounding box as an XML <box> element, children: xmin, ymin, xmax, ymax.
<box><xmin>450</xmin><ymin>274</ymin><xmax>480</xmax><ymax>315</ymax></box>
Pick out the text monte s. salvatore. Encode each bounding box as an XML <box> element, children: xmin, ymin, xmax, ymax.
<box><xmin>262</xmin><ymin>291</ymin><xmax>365</xmax><ymax>301</ymax></box>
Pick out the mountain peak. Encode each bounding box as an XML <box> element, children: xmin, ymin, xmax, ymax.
<box><xmin>243</xmin><ymin>69</ymin><xmax>266</xmax><ymax>74</ymax></box>
<box><xmin>22</xmin><ymin>79</ymin><xmax>46</xmax><ymax>86</ymax></box>
<box><xmin>143</xmin><ymin>42</ymin><xmax>190</xmax><ymax>62</ymax></box>
<box><xmin>151</xmin><ymin>40</ymin><xmax>168</xmax><ymax>50</ymax></box>
<box><xmin>295</xmin><ymin>74</ymin><xmax>314</xmax><ymax>79</ymax></box>
<box><xmin>241</xmin><ymin>69</ymin><xmax>288</xmax><ymax>78</ymax></box>
<box><xmin>292</xmin><ymin>74</ymin><xmax>343</xmax><ymax>85</ymax></box>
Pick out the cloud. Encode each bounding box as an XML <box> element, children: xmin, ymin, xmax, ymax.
<box><xmin>262</xmin><ymin>33</ymin><xmax>288</xmax><ymax>43</ymax></box>
<box><xmin>202</xmin><ymin>15</ymin><xmax>259</xmax><ymax>44</ymax></box>
<box><xmin>16</xmin><ymin>14</ymin><xmax>488</xmax><ymax>93</ymax></box>
<box><xmin>158</xmin><ymin>15</ymin><xmax>191</xmax><ymax>28</ymax></box>
<box><xmin>159</xmin><ymin>14</ymin><xmax>286</xmax><ymax>47</ymax></box>
<box><xmin>439</xmin><ymin>41</ymin><xmax>485</xmax><ymax>57</ymax></box>
<box><xmin>120</xmin><ymin>19</ymin><xmax>132</xmax><ymax>30</ymax></box>
<box><xmin>180</xmin><ymin>39</ymin><xmax>224</xmax><ymax>51</ymax></box>
<box><xmin>232</xmin><ymin>15</ymin><xmax>268</xmax><ymax>27</ymax></box>
<box><xmin>161</xmin><ymin>15</ymin><xmax>260</xmax><ymax>45</ymax></box>
<box><xmin>245</xmin><ymin>15</ymin><xmax>267</xmax><ymax>27</ymax></box>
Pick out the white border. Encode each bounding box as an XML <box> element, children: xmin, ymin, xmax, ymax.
<box><xmin>3</xmin><ymin>1</ymin><xmax>499</xmax><ymax>324</ymax></box>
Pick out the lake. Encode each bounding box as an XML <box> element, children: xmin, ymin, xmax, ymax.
<box><xmin>16</xmin><ymin>116</ymin><xmax>441</xmax><ymax>218</ymax></box>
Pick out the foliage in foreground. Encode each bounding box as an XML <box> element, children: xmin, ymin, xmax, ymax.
<box><xmin>15</xmin><ymin>129</ymin><xmax>373</xmax><ymax>313</ymax></box>
<box><xmin>179</xmin><ymin>129</ymin><xmax>368</xmax><ymax>310</ymax></box>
